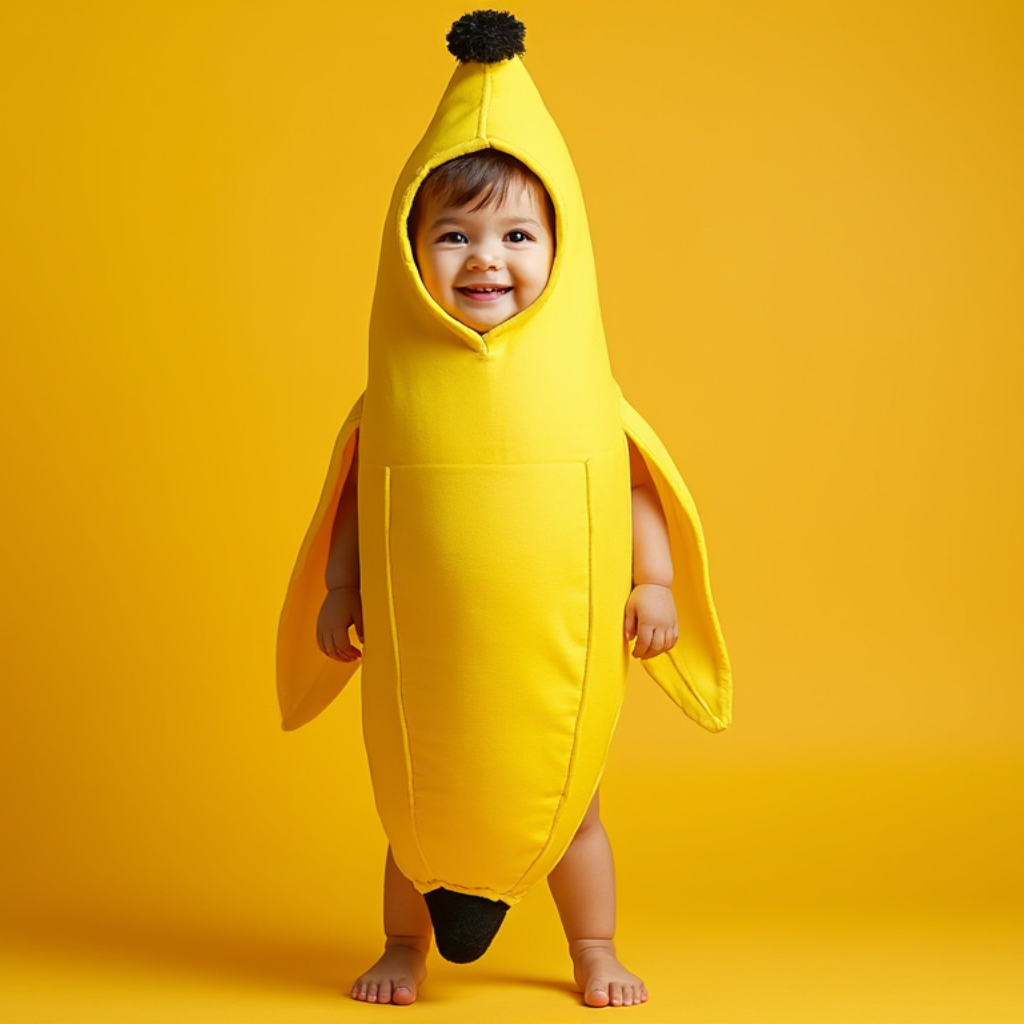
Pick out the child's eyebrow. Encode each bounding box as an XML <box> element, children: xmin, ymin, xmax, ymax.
<box><xmin>427</xmin><ymin>217</ymin><xmax>467</xmax><ymax>231</ymax></box>
<box><xmin>428</xmin><ymin>214</ymin><xmax>545</xmax><ymax>232</ymax></box>
<box><xmin>502</xmin><ymin>217</ymin><xmax>544</xmax><ymax>229</ymax></box>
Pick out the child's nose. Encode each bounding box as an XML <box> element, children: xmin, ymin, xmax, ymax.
<box><xmin>466</xmin><ymin>247</ymin><xmax>502</xmax><ymax>271</ymax></box>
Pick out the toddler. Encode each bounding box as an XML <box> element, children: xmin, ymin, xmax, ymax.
<box><xmin>317</xmin><ymin>149</ymin><xmax>678</xmax><ymax>1008</ymax></box>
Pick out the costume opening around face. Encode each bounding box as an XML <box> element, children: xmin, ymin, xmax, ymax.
<box><xmin>275</xmin><ymin>9</ymin><xmax>732</xmax><ymax>962</ymax></box>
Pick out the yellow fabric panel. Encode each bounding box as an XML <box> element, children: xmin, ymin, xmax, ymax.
<box><xmin>276</xmin><ymin>394</ymin><xmax>363</xmax><ymax>731</ymax></box>
<box><xmin>619</xmin><ymin>391</ymin><xmax>733</xmax><ymax>731</ymax></box>
<box><xmin>275</xmin><ymin>47</ymin><xmax>732</xmax><ymax>904</ymax></box>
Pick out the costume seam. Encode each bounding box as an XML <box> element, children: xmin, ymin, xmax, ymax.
<box><xmin>509</xmin><ymin>458</ymin><xmax>593</xmax><ymax>894</ymax></box>
<box><xmin>385</xmin><ymin>465</ymin><xmax>433</xmax><ymax>877</ymax></box>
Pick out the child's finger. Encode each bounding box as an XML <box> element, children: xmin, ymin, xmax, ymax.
<box><xmin>325</xmin><ymin>631</ymin><xmax>342</xmax><ymax>659</ymax></box>
<box><xmin>338</xmin><ymin>628</ymin><xmax>362</xmax><ymax>660</ymax></box>
<box><xmin>333</xmin><ymin>630</ymin><xmax>357</xmax><ymax>661</ymax></box>
<box><xmin>322</xmin><ymin>633</ymin><xmax>343</xmax><ymax>661</ymax></box>
<box><xmin>632</xmin><ymin>625</ymin><xmax>652</xmax><ymax>658</ymax></box>
<box><xmin>623</xmin><ymin>603</ymin><xmax>637</xmax><ymax>641</ymax></box>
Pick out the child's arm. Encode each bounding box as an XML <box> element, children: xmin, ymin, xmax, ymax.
<box><xmin>317</xmin><ymin>433</ymin><xmax>363</xmax><ymax>661</ymax></box>
<box><xmin>326</xmin><ymin>434</ymin><xmax>360</xmax><ymax>591</ymax></box>
<box><xmin>624</xmin><ymin>437</ymin><xmax>679</xmax><ymax>659</ymax></box>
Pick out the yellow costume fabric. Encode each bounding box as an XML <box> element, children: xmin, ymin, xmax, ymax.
<box><xmin>276</xmin><ymin>46</ymin><xmax>732</xmax><ymax>906</ymax></box>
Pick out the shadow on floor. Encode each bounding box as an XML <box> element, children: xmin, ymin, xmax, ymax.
<box><xmin>2</xmin><ymin>904</ymin><xmax>366</xmax><ymax>995</ymax></box>
<box><xmin>467</xmin><ymin>970</ymin><xmax>580</xmax><ymax>1000</ymax></box>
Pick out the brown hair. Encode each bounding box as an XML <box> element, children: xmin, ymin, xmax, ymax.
<box><xmin>407</xmin><ymin>149</ymin><xmax>556</xmax><ymax>248</ymax></box>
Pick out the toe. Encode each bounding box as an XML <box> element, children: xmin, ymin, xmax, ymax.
<box><xmin>585</xmin><ymin>984</ymin><xmax>610</xmax><ymax>1008</ymax></box>
<box><xmin>393</xmin><ymin>984</ymin><xmax>416</xmax><ymax>1005</ymax></box>
<box><xmin>609</xmin><ymin>982</ymin><xmax>623</xmax><ymax>1006</ymax></box>
<box><xmin>367</xmin><ymin>982</ymin><xmax>379</xmax><ymax>1003</ymax></box>
<box><xmin>377</xmin><ymin>980</ymin><xmax>393</xmax><ymax>1004</ymax></box>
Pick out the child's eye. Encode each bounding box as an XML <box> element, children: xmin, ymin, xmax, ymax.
<box><xmin>506</xmin><ymin>230</ymin><xmax>533</xmax><ymax>243</ymax></box>
<box><xmin>437</xmin><ymin>231</ymin><xmax>468</xmax><ymax>244</ymax></box>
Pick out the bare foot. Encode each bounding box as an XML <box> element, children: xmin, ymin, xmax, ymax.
<box><xmin>351</xmin><ymin>941</ymin><xmax>428</xmax><ymax>1005</ymax></box>
<box><xmin>571</xmin><ymin>939</ymin><xmax>648</xmax><ymax>1008</ymax></box>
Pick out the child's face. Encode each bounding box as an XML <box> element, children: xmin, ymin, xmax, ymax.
<box><xmin>413</xmin><ymin>179</ymin><xmax>555</xmax><ymax>334</ymax></box>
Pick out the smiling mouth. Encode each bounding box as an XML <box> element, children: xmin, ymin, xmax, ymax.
<box><xmin>457</xmin><ymin>286</ymin><xmax>512</xmax><ymax>301</ymax></box>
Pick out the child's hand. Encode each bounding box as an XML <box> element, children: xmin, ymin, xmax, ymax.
<box><xmin>317</xmin><ymin>586</ymin><xmax>364</xmax><ymax>662</ymax></box>
<box><xmin>623</xmin><ymin>583</ymin><xmax>678</xmax><ymax>659</ymax></box>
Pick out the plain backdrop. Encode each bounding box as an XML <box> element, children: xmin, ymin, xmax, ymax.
<box><xmin>1</xmin><ymin>2</ymin><xmax>1022</xmax><ymax>1021</ymax></box>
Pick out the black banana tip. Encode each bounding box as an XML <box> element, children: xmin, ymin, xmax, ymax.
<box><xmin>423</xmin><ymin>887</ymin><xmax>510</xmax><ymax>963</ymax></box>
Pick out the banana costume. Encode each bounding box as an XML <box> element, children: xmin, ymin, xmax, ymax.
<box><xmin>276</xmin><ymin>11</ymin><xmax>731</xmax><ymax>961</ymax></box>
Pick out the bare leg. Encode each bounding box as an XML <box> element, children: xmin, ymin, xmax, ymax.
<box><xmin>351</xmin><ymin>846</ymin><xmax>432</xmax><ymax>1005</ymax></box>
<box><xmin>547</xmin><ymin>791</ymin><xmax>648</xmax><ymax>1008</ymax></box>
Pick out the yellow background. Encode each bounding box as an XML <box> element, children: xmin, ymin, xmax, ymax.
<box><xmin>1</xmin><ymin>1</ymin><xmax>1021</xmax><ymax>1021</ymax></box>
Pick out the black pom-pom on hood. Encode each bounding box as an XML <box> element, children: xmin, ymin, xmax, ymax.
<box><xmin>446</xmin><ymin>10</ymin><xmax>526</xmax><ymax>65</ymax></box>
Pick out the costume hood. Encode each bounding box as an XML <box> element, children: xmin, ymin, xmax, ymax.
<box><xmin>363</xmin><ymin>16</ymin><xmax>619</xmax><ymax>469</ymax></box>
